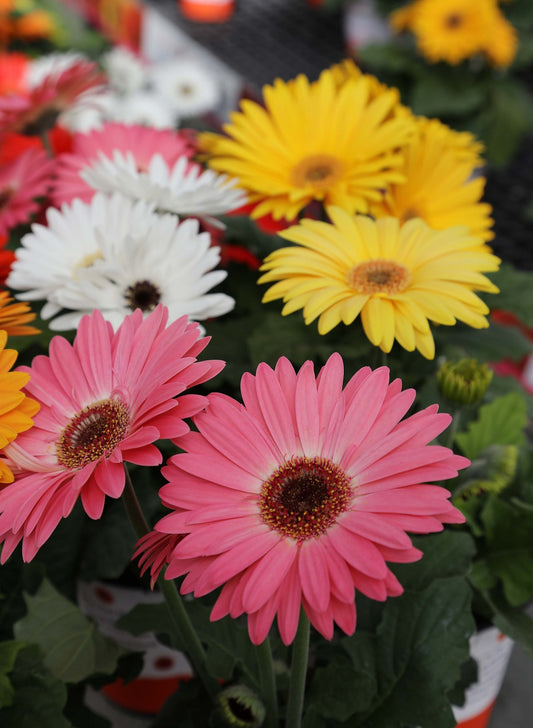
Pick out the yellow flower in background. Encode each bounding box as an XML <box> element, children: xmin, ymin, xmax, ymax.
<box><xmin>0</xmin><ymin>329</ymin><xmax>39</xmax><ymax>483</ymax></box>
<box><xmin>390</xmin><ymin>0</ymin><xmax>517</xmax><ymax>68</ymax></box>
<box><xmin>370</xmin><ymin>117</ymin><xmax>494</xmax><ymax>242</ymax></box>
<box><xmin>259</xmin><ymin>208</ymin><xmax>500</xmax><ymax>359</ymax></box>
<box><xmin>199</xmin><ymin>69</ymin><xmax>415</xmax><ymax>221</ymax></box>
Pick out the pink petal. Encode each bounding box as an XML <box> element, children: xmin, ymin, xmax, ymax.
<box><xmin>298</xmin><ymin>539</ymin><xmax>330</xmax><ymax>613</ymax></box>
<box><xmin>241</xmin><ymin>539</ymin><xmax>297</xmax><ymax>612</ymax></box>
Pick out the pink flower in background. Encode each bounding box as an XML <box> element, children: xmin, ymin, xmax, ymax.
<box><xmin>134</xmin><ymin>531</ymin><xmax>184</xmax><ymax>588</ymax></box>
<box><xmin>0</xmin><ymin>305</ymin><xmax>224</xmax><ymax>563</ymax></box>
<box><xmin>0</xmin><ymin>145</ymin><xmax>54</xmax><ymax>236</ymax></box>
<box><xmin>155</xmin><ymin>354</ymin><xmax>468</xmax><ymax>645</ymax></box>
<box><xmin>0</xmin><ymin>58</ymin><xmax>106</xmax><ymax>136</ymax></box>
<box><xmin>51</xmin><ymin>122</ymin><xmax>197</xmax><ymax>206</ymax></box>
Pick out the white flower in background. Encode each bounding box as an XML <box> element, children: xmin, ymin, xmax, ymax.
<box><xmin>48</xmin><ymin>207</ymin><xmax>235</xmax><ymax>331</ymax></box>
<box><xmin>102</xmin><ymin>90</ymin><xmax>178</xmax><ymax>129</ymax></box>
<box><xmin>7</xmin><ymin>193</ymin><xmax>234</xmax><ymax>332</ymax></box>
<box><xmin>101</xmin><ymin>46</ymin><xmax>147</xmax><ymax>95</ymax></box>
<box><xmin>7</xmin><ymin>195</ymin><xmax>113</xmax><ymax>320</ymax></box>
<box><xmin>149</xmin><ymin>57</ymin><xmax>221</xmax><ymax>117</ymax></box>
<box><xmin>81</xmin><ymin>152</ymin><xmax>247</xmax><ymax>219</ymax></box>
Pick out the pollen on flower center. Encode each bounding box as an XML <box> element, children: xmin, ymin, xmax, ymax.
<box><xmin>124</xmin><ymin>279</ymin><xmax>161</xmax><ymax>312</ymax></box>
<box><xmin>346</xmin><ymin>259</ymin><xmax>411</xmax><ymax>295</ymax></box>
<box><xmin>259</xmin><ymin>456</ymin><xmax>352</xmax><ymax>541</ymax></box>
<box><xmin>291</xmin><ymin>154</ymin><xmax>344</xmax><ymax>190</ymax></box>
<box><xmin>56</xmin><ymin>398</ymin><xmax>130</xmax><ymax>469</ymax></box>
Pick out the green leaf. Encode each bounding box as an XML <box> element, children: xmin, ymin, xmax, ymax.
<box><xmin>309</xmin><ymin>657</ymin><xmax>376</xmax><ymax>720</ymax></box>
<box><xmin>479</xmin><ymin>496</ymin><xmax>533</xmax><ymax>605</ymax></box>
<box><xmin>0</xmin><ymin>644</ymin><xmax>70</xmax><ymax>728</ymax></box>
<box><xmin>0</xmin><ymin>641</ymin><xmax>24</xmax><ymax>708</ymax></box>
<box><xmin>436</xmin><ymin>321</ymin><xmax>533</xmax><ymax>364</ymax></box>
<box><xmin>455</xmin><ymin>393</ymin><xmax>527</xmax><ymax>460</ymax></box>
<box><xmin>410</xmin><ymin>69</ymin><xmax>487</xmax><ymax>117</ymax></box>
<box><xmin>484</xmin><ymin>593</ymin><xmax>533</xmax><ymax>660</ymax></box>
<box><xmin>356</xmin><ymin>577</ymin><xmax>475</xmax><ymax>728</ymax></box>
<box><xmin>488</xmin><ymin>263</ymin><xmax>533</xmax><ymax>327</ymax></box>
<box><xmin>14</xmin><ymin>578</ymin><xmax>125</xmax><ymax>683</ymax></box>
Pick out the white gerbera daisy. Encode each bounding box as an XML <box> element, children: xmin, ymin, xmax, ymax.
<box><xmin>81</xmin><ymin>151</ymin><xmax>247</xmax><ymax>219</ymax></box>
<box><xmin>7</xmin><ymin>193</ymin><xmax>234</xmax><ymax>331</ymax></box>
<box><xmin>103</xmin><ymin>90</ymin><xmax>178</xmax><ymax>129</ymax></box>
<box><xmin>101</xmin><ymin>46</ymin><xmax>147</xmax><ymax>95</ymax></box>
<box><xmin>149</xmin><ymin>57</ymin><xmax>221</xmax><ymax>117</ymax></box>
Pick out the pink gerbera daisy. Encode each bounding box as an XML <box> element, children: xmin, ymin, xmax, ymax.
<box><xmin>0</xmin><ymin>58</ymin><xmax>105</xmax><ymax>136</ymax></box>
<box><xmin>151</xmin><ymin>354</ymin><xmax>468</xmax><ymax>645</ymax></box>
<box><xmin>51</xmin><ymin>122</ymin><xmax>197</xmax><ymax>206</ymax></box>
<box><xmin>0</xmin><ymin>145</ymin><xmax>54</xmax><ymax>236</ymax></box>
<box><xmin>0</xmin><ymin>305</ymin><xmax>224</xmax><ymax>563</ymax></box>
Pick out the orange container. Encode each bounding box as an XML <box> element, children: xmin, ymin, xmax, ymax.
<box><xmin>178</xmin><ymin>0</ymin><xmax>234</xmax><ymax>22</ymax></box>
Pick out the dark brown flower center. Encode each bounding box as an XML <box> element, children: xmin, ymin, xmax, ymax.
<box><xmin>445</xmin><ymin>13</ymin><xmax>463</xmax><ymax>29</ymax></box>
<box><xmin>291</xmin><ymin>154</ymin><xmax>344</xmax><ymax>190</ymax></box>
<box><xmin>346</xmin><ymin>259</ymin><xmax>411</xmax><ymax>295</ymax></box>
<box><xmin>19</xmin><ymin>105</ymin><xmax>61</xmax><ymax>136</ymax></box>
<box><xmin>259</xmin><ymin>456</ymin><xmax>352</xmax><ymax>541</ymax></box>
<box><xmin>124</xmin><ymin>280</ymin><xmax>161</xmax><ymax>312</ymax></box>
<box><xmin>56</xmin><ymin>398</ymin><xmax>130</xmax><ymax>469</ymax></box>
<box><xmin>0</xmin><ymin>187</ymin><xmax>14</xmax><ymax>211</ymax></box>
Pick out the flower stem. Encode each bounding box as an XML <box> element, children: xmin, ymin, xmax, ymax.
<box><xmin>121</xmin><ymin>466</ymin><xmax>219</xmax><ymax>700</ymax></box>
<box><xmin>285</xmin><ymin>609</ymin><xmax>310</xmax><ymax>728</ymax></box>
<box><xmin>256</xmin><ymin>637</ymin><xmax>279</xmax><ymax>728</ymax></box>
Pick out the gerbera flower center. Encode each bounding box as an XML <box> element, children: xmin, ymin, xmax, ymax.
<box><xmin>259</xmin><ymin>456</ymin><xmax>352</xmax><ymax>541</ymax></box>
<box><xmin>291</xmin><ymin>154</ymin><xmax>344</xmax><ymax>190</ymax></box>
<box><xmin>19</xmin><ymin>104</ymin><xmax>61</xmax><ymax>136</ymax></box>
<box><xmin>56</xmin><ymin>398</ymin><xmax>130</xmax><ymax>469</ymax></box>
<box><xmin>445</xmin><ymin>13</ymin><xmax>463</xmax><ymax>29</ymax></box>
<box><xmin>0</xmin><ymin>186</ymin><xmax>14</xmax><ymax>210</ymax></box>
<box><xmin>346</xmin><ymin>259</ymin><xmax>411</xmax><ymax>295</ymax></box>
<box><xmin>124</xmin><ymin>279</ymin><xmax>161</xmax><ymax>312</ymax></box>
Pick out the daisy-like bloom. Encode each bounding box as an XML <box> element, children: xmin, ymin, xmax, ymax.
<box><xmin>81</xmin><ymin>151</ymin><xmax>247</xmax><ymax>220</ymax></box>
<box><xmin>259</xmin><ymin>208</ymin><xmax>501</xmax><ymax>359</ymax></box>
<box><xmin>198</xmin><ymin>69</ymin><xmax>415</xmax><ymax>221</ymax></box>
<box><xmin>149</xmin><ymin>57</ymin><xmax>221</xmax><ymax>118</ymax></box>
<box><xmin>0</xmin><ymin>305</ymin><xmax>225</xmax><ymax>563</ymax></box>
<box><xmin>391</xmin><ymin>0</ymin><xmax>514</xmax><ymax>67</ymax></box>
<box><xmin>0</xmin><ymin>145</ymin><xmax>54</xmax><ymax>237</ymax></box>
<box><xmin>7</xmin><ymin>193</ymin><xmax>234</xmax><ymax>330</ymax></box>
<box><xmin>40</xmin><ymin>196</ymin><xmax>234</xmax><ymax>331</ymax></box>
<box><xmin>0</xmin><ymin>57</ymin><xmax>106</xmax><ymax>136</ymax></box>
<box><xmin>51</xmin><ymin>122</ymin><xmax>196</xmax><ymax>207</ymax></box>
<box><xmin>0</xmin><ymin>329</ymin><xmax>39</xmax><ymax>484</ymax></box>
<box><xmin>370</xmin><ymin>117</ymin><xmax>494</xmax><ymax>241</ymax></box>
<box><xmin>134</xmin><ymin>531</ymin><xmax>183</xmax><ymax>588</ymax></box>
<box><xmin>149</xmin><ymin>353</ymin><xmax>469</xmax><ymax>645</ymax></box>
<box><xmin>0</xmin><ymin>291</ymin><xmax>39</xmax><ymax>336</ymax></box>
<box><xmin>101</xmin><ymin>46</ymin><xmax>147</xmax><ymax>96</ymax></box>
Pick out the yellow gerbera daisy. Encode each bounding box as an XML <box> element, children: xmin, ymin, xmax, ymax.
<box><xmin>0</xmin><ymin>329</ymin><xmax>39</xmax><ymax>483</ymax></box>
<box><xmin>199</xmin><ymin>69</ymin><xmax>415</xmax><ymax>221</ymax></box>
<box><xmin>0</xmin><ymin>291</ymin><xmax>40</xmax><ymax>337</ymax></box>
<box><xmin>370</xmin><ymin>117</ymin><xmax>494</xmax><ymax>242</ymax></box>
<box><xmin>401</xmin><ymin>0</ymin><xmax>494</xmax><ymax>66</ymax></box>
<box><xmin>259</xmin><ymin>207</ymin><xmax>500</xmax><ymax>360</ymax></box>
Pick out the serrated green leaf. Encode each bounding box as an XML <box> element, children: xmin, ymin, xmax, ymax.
<box><xmin>309</xmin><ymin>658</ymin><xmax>375</xmax><ymax>720</ymax></box>
<box><xmin>0</xmin><ymin>644</ymin><xmax>70</xmax><ymax>728</ymax></box>
<box><xmin>354</xmin><ymin>577</ymin><xmax>474</xmax><ymax>728</ymax></box>
<box><xmin>0</xmin><ymin>641</ymin><xmax>24</xmax><ymax>708</ymax></box>
<box><xmin>436</xmin><ymin>321</ymin><xmax>533</xmax><ymax>364</ymax></box>
<box><xmin>483</xmin><ymin>592</ymin><xmax>533</xmax><ymax>660</ymax></box>
<box><xmin>14</xmin><ymin>578</ymin><xmax>125</xmax><ymax>683</ymax></box>
<box><xmin>480</xmin><ymin>497</ymin><xmax>533</xmax><ymax>605</ymax></box>
<box><xmin>455</xmin><ymin>393</ymin><xmax>527</xmax><ymax>460</ymax></box>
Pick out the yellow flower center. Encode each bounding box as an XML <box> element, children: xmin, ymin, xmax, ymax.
<box><xmin>56</xmin><ymin>398</ymin><xmax>130</xmax><ymax>469</ymax></box>
<box><xmin>291</xmin><ymin>154</ymin><xmax>344</xmax><ymax>191</ymax></box>
<box><xmin>73</xmin><ymin>251</ymin><xmax>103</xmax><ymax>274</ymax></box>
<box><xmin>259</xmin><ymin>456</ymin><xmax>352</xmax><ymax>541</ymax></box>
<box><xmin>346</xmin><ymin>260</ymin><xmax>411</xmax><ymax>295</ymax></box>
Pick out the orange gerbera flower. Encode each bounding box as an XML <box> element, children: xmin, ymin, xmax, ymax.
<box><xmin>0</xmin><ymin>292</ymin><xmax>40</xmax><ymax>336</ymax></box>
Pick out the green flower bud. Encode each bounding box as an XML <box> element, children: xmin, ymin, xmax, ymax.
<box><xmin>215</xmin><ymin>685</ymin><xmax>266</xmax><ymax>728</ymax></box>
<box><xmin>437</xmin><ymin>358</ymin><xmax>493</xmax><ymax>406</ymax></box>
